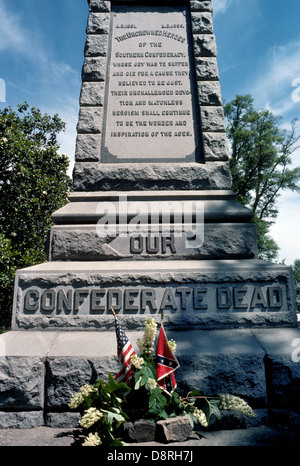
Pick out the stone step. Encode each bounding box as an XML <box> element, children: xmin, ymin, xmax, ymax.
<box><xmin>52</xmin><ymin>190</ymin><xmax>253</xmax><ymax>225</ymax></box>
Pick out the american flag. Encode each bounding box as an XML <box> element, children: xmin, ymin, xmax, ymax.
<box><xmin>112</xmin><ymin>311</ymin><xmax>136</xmax><ymax>385</ymax></box>
<box><xmin>156</xmin><ymin>323</ymin><xmax>180</xmax><ymax>394</ymax></box>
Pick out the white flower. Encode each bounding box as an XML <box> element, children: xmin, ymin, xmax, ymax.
<box><xmin>69</xmin><ymin>392</ymin><xmax>83</xmax><ymax>409</ymax></box>
<box><xmin>218</xmin><ymin>394</ymin><xmax>255</xmax><ymax>417</ymax></box>
<box><xmin>82</xmin><ymin>432</ymin><xmax>102</xmax><ymax>447</ymax></box>
<box><xmin>138</xmin><ymin>318</ymin><xmax>157</xmax><ymax>356</ymax></box>
<box><xmin>81</xmin><ymin>384</ymin><xmax>98</xmax><ymax>397</ymax></box>
<box><xmin>68</xmin><ymin>384</ymin><xmax>97</xmax><ymax>409</ymax></box>
<box><xmin>80</xmin><ymin>407</ymin><xmax>104</xmax><ymax>429</ymax></box>
<box><xmin>146</xmin><ymin>378</ymin><xmax>157</xmax><ymax>390</ymax></box>
<box><xmin>193</xmin><ymin>408</ymin><xmax>208</xmax><ymax>427</ymax></box>
<box><xmin>168</xmin><ymin>339</ymin><xmax>177</xmax><ymax>354</ymax></box>
<box><xmin>131</xmin><ymin>354</ymin><xmax>145</xmax><ymax>370</ymax></box>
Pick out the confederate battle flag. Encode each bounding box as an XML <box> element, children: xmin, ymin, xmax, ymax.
<box><xmin>156</xmin><ymin>323</ymin><xmax>180</xmax><ymax>394</ymax></box>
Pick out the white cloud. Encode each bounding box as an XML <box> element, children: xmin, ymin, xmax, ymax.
<box><xmin>42</xmin><ymin>100</ymin><xmax>79</xmax><ymax>177</ymax></box>
<box><xmin>212</xmin><ymin>0</ymin><xmax>235</xmax><ymax>14</ymax></box>
<box><xmin>249</xmin><ymin>41</ymin><xmax>300</xmax><ymax>264</ymax></box>
<box><xmin>250</xmin><ymin>40</ymin><xmax>300</xmax><ymax>116</ymax></box>
<box><xmin>0</xmin><ymin>0</ymin><xmax>78</xmax><ymax>88</ymax></box>
<box><xmin>0</xmin><ymin>1</ymin><xmax>80</xmax><ymax>176</ymax></box>
<box><xmin>270</xmin><ymin>191</ymin><xmax>300</xmax><ymax>265</ymax></box>
<box><xmin>0</xmin><ymin>1</ymin><xmax>29</xmax><ymax>51</ymax></box>
<box><xmin>57</xmin><ymin>109</ymin><xmax>78</xmax><ymax>177</ymax></box>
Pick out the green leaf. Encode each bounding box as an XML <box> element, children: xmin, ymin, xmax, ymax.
<box><xmin>135</xmin><ymin>376</ymin><xmax>142</xmax><ymax>390</ymax></box>
<box><xmin>187</xmin><ymin>412</ymin><xmax>195</xmax><ymax>429</ymax></box>
<box><xmin>208</xmin><ymin>399</ymin><xmax>221</xmax><ymax>421</ymax></box>
<box><xmin>102</xmin><ymin>409</ymin><xmax>126</xmax><ymax>425</ymax></box>
<box><xmin>147</xmin><ymin>387</ymin><xmax>168</xmax><ymax>419</ymax></box>
<box><xmin>188</xmin><ymin>390</ymin><xmax>204</xmax><ymax>398</ymax></box>
<box><xmin>110</xmin><ymin>439</ymin><xmax>129</xmax><ymax>446</ymax></box>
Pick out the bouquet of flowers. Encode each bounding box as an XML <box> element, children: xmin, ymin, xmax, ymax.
<box><xmin>69</xmin><ymin>314</ymin><xmax>255</xmax><ymax>446</ymax></box>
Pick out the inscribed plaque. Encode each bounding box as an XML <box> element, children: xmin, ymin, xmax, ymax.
<box><xmin>102</xmin><ymin>4</ymin><xmax>201</xmax><ymax>162</ymax></box>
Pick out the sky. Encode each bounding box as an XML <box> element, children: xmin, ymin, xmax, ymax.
<box><xmin>0</xmin><ymin>0</ymin><xmax>299</xmax><ymax>265</ymax></box>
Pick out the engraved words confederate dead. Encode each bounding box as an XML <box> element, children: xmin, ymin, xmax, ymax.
<box><xmin>23</xmin><ymin>284</ymin><xmax>285</xmax><ymax>315</ymax></box>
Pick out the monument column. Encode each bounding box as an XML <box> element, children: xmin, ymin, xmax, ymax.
<box><xmin>0</xmin><ymin>0</ymin><xmax>298</xmax><ymax>429</ymax></box>
<box><xmin>11</xmin><ymin>0</ymin><xmax>298</xmax><ymax>346</ymax></box>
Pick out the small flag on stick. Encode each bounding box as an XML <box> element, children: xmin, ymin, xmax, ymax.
<box><xmin>156</xmin><ymin>323</ymin><xmax>180</xmax><ymax>394</ymax></box>
<box><xmin>111</xmin><ymin>307</ymin><xmax>136</xmax><ymax>385</ymax></box>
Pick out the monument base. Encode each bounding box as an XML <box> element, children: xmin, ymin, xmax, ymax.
<box><xmin>0</xmin><ymin>328</ymin><xmax>299</xmax><ymax>429</ymax></box>
<box><xmin>5</xmin><ymin>257</ymin><xmax>297</xmax><ymax>429</ymax></box>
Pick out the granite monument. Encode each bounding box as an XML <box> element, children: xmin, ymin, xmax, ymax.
<box><xmin>0</xmin><ymin>0</ymin><xmax>299</xmax><ymax>429</ymax></box>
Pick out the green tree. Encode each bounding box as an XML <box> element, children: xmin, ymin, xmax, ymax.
<box><xmin>0</xmin><ymin>103</ymin><xmax>72</xmax><ymax>328</ymax></box>
<box><xmin>224</xmin><ymin>94</ymin><xmax>300</xmax><ymax>261</ymax></box>
<box><xmin>292</xmin><ymin>259</ymin><xmax>300</xmax><ymax>313</ymax></box>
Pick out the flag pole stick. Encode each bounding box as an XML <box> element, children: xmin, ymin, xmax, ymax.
<box><xmin>110</xmin><ymin>306</ymin><xmax>116</xmax><ymax>319</ymax></box>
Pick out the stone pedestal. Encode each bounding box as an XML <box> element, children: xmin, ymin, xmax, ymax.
<box><xmin>1</xmin><ymin>0</ymin><xmax>299</xmax><ymax>430</ymax></box>
<box><xmin>1</xmin><ymin>328</ymin><xmax>300</xmax><ymax>429</ymax></box>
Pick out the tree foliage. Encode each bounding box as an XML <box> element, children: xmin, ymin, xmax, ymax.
<box><xmin>292</xmin><ymin>259</ymin><xmax>300</xmax><ymax>313</ymax></box>
<box><xmin>224</xmin><ymin>95</ymin><xmax>300</xmax><ymax>261</ymax></box>
<box><xmin>0</xmin><ymin>103</ymin><xmax>72</xmax><ymax>328</ymax></box>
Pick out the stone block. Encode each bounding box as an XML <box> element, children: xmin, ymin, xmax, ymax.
<box><xmin>156</xmin><ymin>415</ymin><xmax>192</xmax><ymax>443</ymax></box>
<box><xmin>263</xmin><ymin>352</ymin><xmax>300</xmax><ymax>417</ymax></box>
<box><xmin>46</xmin><ymin>357</ymin><xmax>118</xmax><ymax>409</ymax></box>
<box><xmin>46</xmin><ymin>358</ymin><xmax>97</xmax><ymax>409</ymax></box>
<box><xmin>193</xmin><ymin>34</ymin><xmax>217</xmax><ymax>57</ymax></box>
<box><xmin>0</xmin><ymin>411</ymin><xmax>44</xmax><ymax>429</ymax></box>
<box><xmin>72</xmin><ymin>162</ymin><xmax>232</xmax><ymax>191</ymax></box>
<box><xmin>191</xmin><ymin>12</ymin><xmax>214</xmax><ymax>34</ymax></box>
<box><xmin>200</xmin><ymin>106</ymin><xmax>226</xmax><ymax>132</ymax></box>
<box><xmin>49</xmin><ymin>223</ymin><xmax>257</xmax><ymax>261</ymax></box>
<box><xmin>178</xmin><ymin>353</ymin><xmax>266</xmax><ymax>407</ymax></box>
<box><xmin>87</xmin><ymin>12</ymin><xmax>110</xmax><ymax>34</ymax></box>
<box><xmin>190</xmin><ymin>0</ymin><xmax>213</xmax><ymax>12</ymax></box>
<box><xmin>88</xmin><ymin>0</ymin><xmax>111</xmax><ymax>13</ymax></box>
<box><xmin>80</xmin><ymin>81</ymin><xmax>105</xmax><ymax>107</ymax></box>
<box><xmin>82</xmin><ymin>57</ymin><xmax>106</xmax><ymax>82</ymax></box>
<box><xmin>207</xmin><ymin>409</ymin><xmax>269</xmax><ymax>431</ymax></box>
<box><xmin>77</xmin><ymin>107</ymin><xmax>103</xmax><ymax>134</ymax></box>
<box><xmin>123</xmin><ymin>420</ymin><xmax>156</xmax><ymax>443</ymax></box>
<box><xmin>46</xmin><ymin>412</ymin><xmax>81</xmax><ymax>428</ymax></box>
<box><xmin>84</xmin><ymin>34</ymin><xmax>108</xmax><ymax>57</ymax></box>
<box><xmin>195</xmin><ymin>57</ymin><xmax>219</xmax><ymax>81</ymax></box>
<box><xmin>197</xmin><ymin>81</ymin><xmax>222</xmax><ymax>106</ymax></box>
<box><xmin>202</xmin><ymin>132</ymin><xmax>229</xmax><ymax>161</ymax></box>
<box><xmin>0</xmin><ymin>357</ymin><xmax>44</xmax><ymax>409</ymax></box>
<box><xmin>75</xmin><ymin>134</ymin><xmax>101</xmax><ymax>161</ymax></box>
